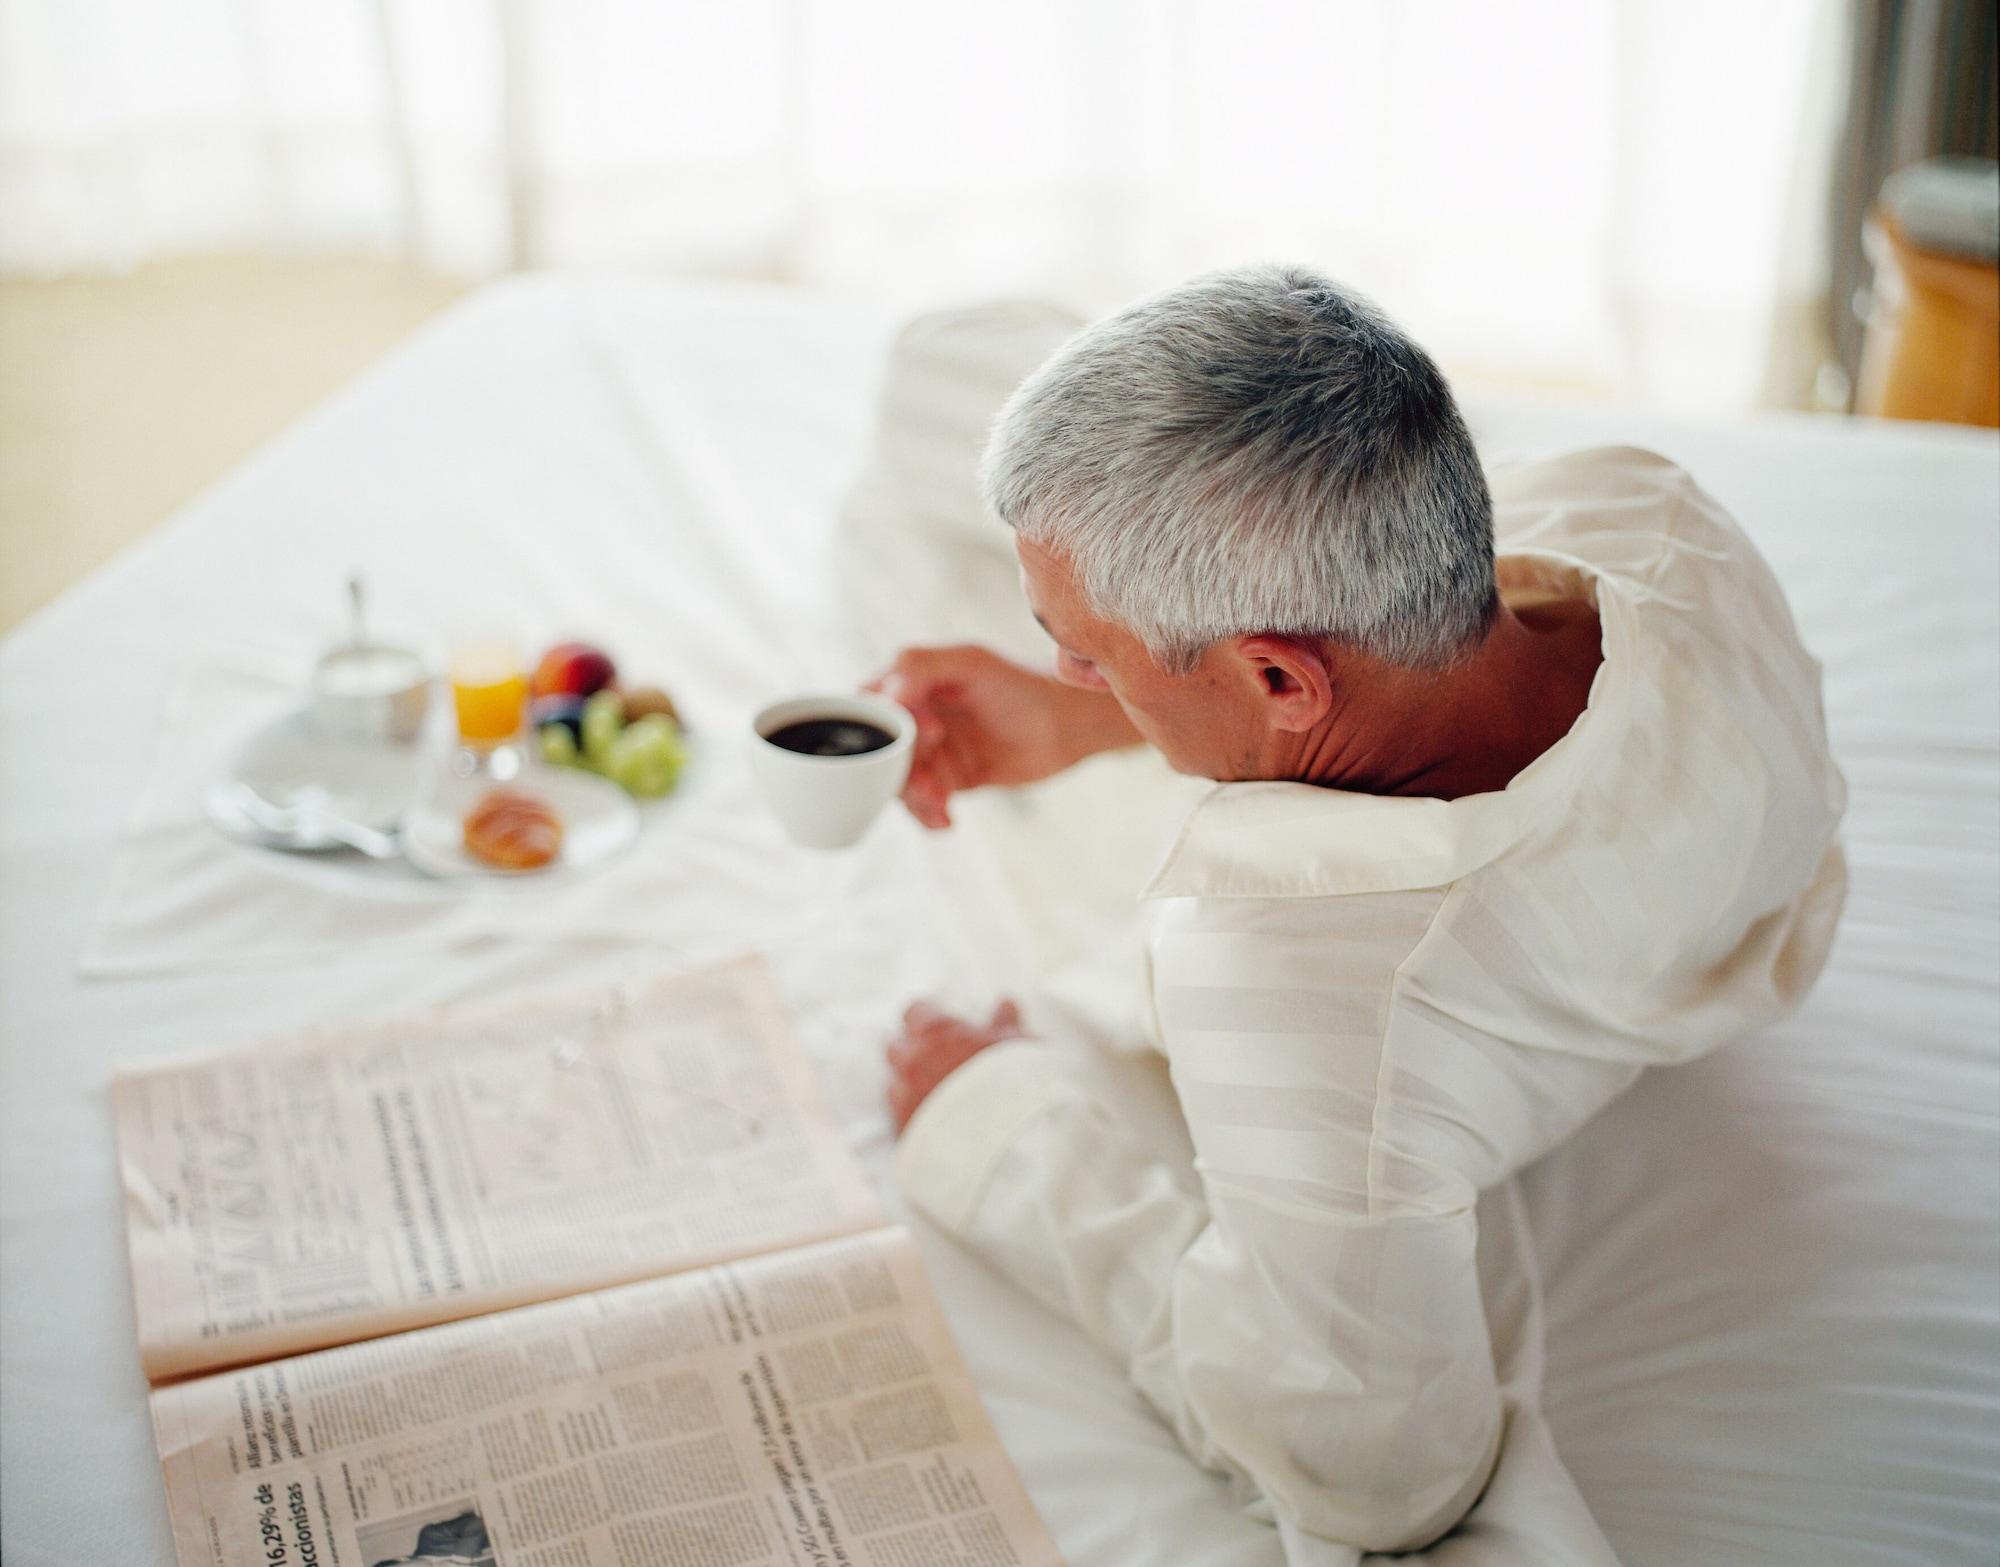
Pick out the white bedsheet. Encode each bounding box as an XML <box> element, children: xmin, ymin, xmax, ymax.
<box><xmin>1</xmin><ymin>277</ymin><xmax>1994</xmax><ymax>1567</ymax></box>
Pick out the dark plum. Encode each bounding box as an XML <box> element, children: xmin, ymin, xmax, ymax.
<box><xmin>530</xmin><ymin>693</ymin><xmax>589</xmax><ymax>743</ymax></box>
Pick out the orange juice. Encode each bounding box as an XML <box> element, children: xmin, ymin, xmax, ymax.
<box><xmin>450</xmin><ymin>643</ymin><xmax>526</xmax><ymax>746</ymax></box>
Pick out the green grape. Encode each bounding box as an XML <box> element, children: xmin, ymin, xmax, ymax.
<box><xmin>539</xmin><ymin>725</ymin><xmax>580</xmax><ymax>767</ymax></box>
<box><xmin>581</xmin><ymin>689</ymin><xmax>625</xmax><ymax>764</ymax></box>
<box><xmin>606</xmin><ymin>714</ymin><xmax>686</xmax><ymax>797</ymax></box>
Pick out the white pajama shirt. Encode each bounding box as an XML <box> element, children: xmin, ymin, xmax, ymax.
<box><xmin>895</xmin><ymin>447</ymin><xmax>1848</xmax><ymax>1554</ymax></box>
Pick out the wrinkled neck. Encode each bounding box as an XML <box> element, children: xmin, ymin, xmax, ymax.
<box><xmin>1267</xmin><ymin>602</ymin><xmax>1601</xmax><ymax>800</ymax></box>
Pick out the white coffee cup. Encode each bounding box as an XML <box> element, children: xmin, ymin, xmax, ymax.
<box><xmin>749</xmin><ymin>692</ymin><xmax>915</xmax><ymax>850</ymax></box>
<box><xmin>310</xmin><ymin>642</ymin><xmax>432</xmax><ymax>744</ymax></box>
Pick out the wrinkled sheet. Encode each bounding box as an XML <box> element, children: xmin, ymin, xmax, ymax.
<box><xmin>2</xmin><ymin>277</ymin><xmax>1995</xmax><ymax>1567</ymax></box>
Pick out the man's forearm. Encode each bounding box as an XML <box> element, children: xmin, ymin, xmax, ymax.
<box><xmin>896</xmin><ymin>1038</ymin><xmax>1503</xmax><ymax>1555</ymax></box>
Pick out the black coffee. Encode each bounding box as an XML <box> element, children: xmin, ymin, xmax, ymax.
<box><xmin>766</xmin><ymin>717</ymin><xmax>894</xmax><ymax>757</ymax></box>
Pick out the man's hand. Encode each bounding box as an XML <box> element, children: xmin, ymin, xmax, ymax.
<box><xmin>865</xmin><ymin>644</ymin><xmax>1140</xmax><ymax>829</ymax></box>
<box><xmin>885</xmin><ymin>999</ymin><xmax>1025</xmax><ymax>1134</ymax></box>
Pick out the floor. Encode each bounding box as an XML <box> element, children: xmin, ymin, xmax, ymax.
<box><xmin>0</xmin><ymin>253</ymin><xmax>471</xmax><ymax>633</ymax></box>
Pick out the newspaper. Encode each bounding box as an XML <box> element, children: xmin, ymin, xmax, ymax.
<box><xmin>116</xmin><ymin>957</ymin><xmax>884</xmax><ymax>1381</ymax></box>
<box><xmin>119</xmin><ymin>956</ymin><xmax>1065</xmax><ymax>1566</ymax></box>
<box><xmin>152</xmin><ymin>1226</ymin><xmax>1064</xmax><ymax>1567</ymax></box>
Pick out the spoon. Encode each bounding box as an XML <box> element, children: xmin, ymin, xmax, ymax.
<box><xmin>346</xmin><ymin>571</ymin><xmax>366</xmax><ymax>648</ymax></box>
<box><xmin>225</xmin><ymin>782</ymin><xmax>403</xmax><ymax>860</ymax></box>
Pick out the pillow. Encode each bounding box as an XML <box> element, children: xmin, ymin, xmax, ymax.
<box><xmin>831</xmin><ymin>299</ymin><xmax>1084</xmax><ymax>669</ymax></box>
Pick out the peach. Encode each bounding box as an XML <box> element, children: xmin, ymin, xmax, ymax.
<box><xmin>531</xmin><ymin>642</ymin><xmax>616</xmax><ymax>700</ymax></box>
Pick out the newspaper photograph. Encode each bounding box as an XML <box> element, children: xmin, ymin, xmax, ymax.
<box><xmin>117</xmin><ymin>956</ymin><xmax>884</xmax><ymax>1381</ymax></box>
<box><xmin>153</xmin><ymin>1227</ymin><xmax>1065</xmax><ymax>1567</ymax></box>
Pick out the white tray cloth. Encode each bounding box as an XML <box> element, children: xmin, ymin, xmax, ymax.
<box><xmin>83</xmin><ymin>646</ymin><xmax>869</xmax><ymax>975</ymax></box>
<box><xmin>3</xmin><ymin>276</ymin><xmax>1996</xmax><ymax>1567</ymax></box>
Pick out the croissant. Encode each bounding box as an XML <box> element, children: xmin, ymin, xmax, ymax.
<box><xmin>463</xmin><ymin>788</ymin><xmax>564</xmax><ymax>870</ymax></box>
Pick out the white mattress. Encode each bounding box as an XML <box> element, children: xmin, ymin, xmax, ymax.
<box><xmin>1</xmin><ymin>277</ymin><xmax>1994</xmax><ymax>1567</ymax></box>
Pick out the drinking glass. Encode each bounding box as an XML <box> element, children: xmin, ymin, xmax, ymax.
<box><xmin>449</xmin><ymin>639</ymin><xmax>527</xmax><ymax>778</ymax></box>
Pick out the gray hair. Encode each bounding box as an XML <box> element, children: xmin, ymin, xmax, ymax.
<box><xmin>980</xmin><ymin>264</ymin><xmax>1496</xmax><ymax>673</ymax></box>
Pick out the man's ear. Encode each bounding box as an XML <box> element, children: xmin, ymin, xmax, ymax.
<box><xmin>1234</xmin><ymin>635</ymin><xmax>1335</xmax><ymax>732</ymax></box>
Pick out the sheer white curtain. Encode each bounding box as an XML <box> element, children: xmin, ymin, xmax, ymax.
<box><xmin>0</xmin><ymin>0</ymin><xmax>1842</xmax><ymax>409</ymax></box>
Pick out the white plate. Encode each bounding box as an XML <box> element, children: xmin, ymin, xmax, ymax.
<box><xmin>402</xmin><ymin>762</ymin><xmax>639</xmax><ymax>881</ymax></box>
<box><xmin>207</xmin><ymin>709</ymin><xmax>423</xmax><ymax>849</ymax></box>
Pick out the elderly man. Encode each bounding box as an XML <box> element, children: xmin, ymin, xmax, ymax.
<box><xmin>874</xmin><ymin>266</ymin><xmax>1846</xmax><ymax>1555</ymax></box>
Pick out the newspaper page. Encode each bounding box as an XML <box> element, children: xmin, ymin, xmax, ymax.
<box><xmin>152</xmin><ymin>1226</ymin><xmax>1065</xmax><ymax>1567</ymax></box>
<box><xmin>118</xmin><ymin>956</ymin><xmax>883</xmax><ymax>1382</ymax></box>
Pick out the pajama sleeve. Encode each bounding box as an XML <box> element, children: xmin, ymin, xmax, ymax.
<box><xmin>895</xmin><ymin>894</ymin><xmax>1505</xmax><ymax>1554</ymax></box>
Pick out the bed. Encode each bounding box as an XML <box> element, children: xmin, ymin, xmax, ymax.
<box><xmin>1</xmin><ymin>276</ymin><xmax>1994</xmax><ymax>1566</ymax></box>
